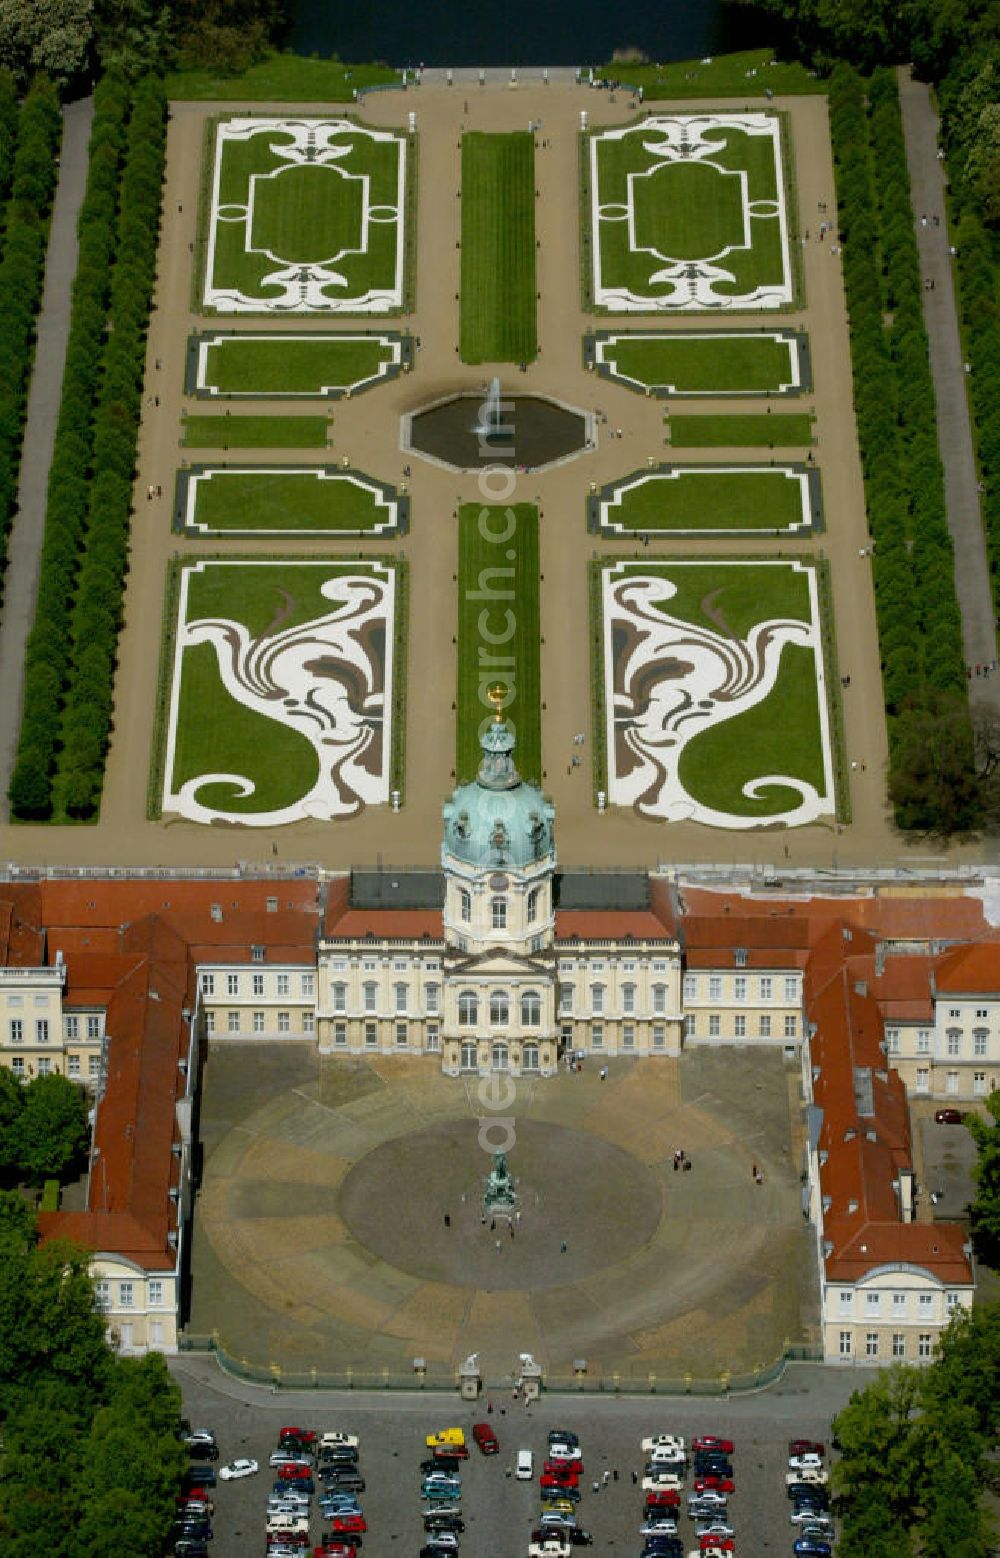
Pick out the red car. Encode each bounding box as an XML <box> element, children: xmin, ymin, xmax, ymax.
<box><xmin>934</xmin><ymin>1108</ymin><xmax>964</xmax><ymax>1125</ymax></box>
<box><xmin>694</xmin><ymin>1475</ymin><xmax>735</xmax><ymax>1494</ymax></box>
<box><xmin>267</xmin><ymin>1536</ymin><xmax>308</xmax><ymax>1550</ymax></box>
<box><xmin>330</xmin><ymin>1515</ymin><xmax>366</xmax><ymax>1535</ymax></box>
<box><xmin>546</xmin><ymin>1456</ymin><xmax>584</xmax><ymax>1477</ymax></box>
<box><xmin>788</xmin><ymin>1439</ymin><xmax>824</xmax><ymax>1458</ymax></box>
<box><xmin>434</xmin><ymin>1441</ymin><xmax>469</xmax><ymax>1460</ymax></box>
<box><xmin>699</xmin><ymin>1539</ymin><xmax>734</xmax><ymax>1554</ymax></box>
<box><xmin>314</xmin><ymin>1547</ymin><xmax>355</xmax><ymax>1558</ymax></box>
<box><xmin>692</xmin><ymin>1436</ymin><xmax>734</xmax><ymax>1454</ymax></box>
<box><xmin>472</xmin><ymin>1422</ymin><xmax>499</xmax><ymax>1455</ymax></box>
<box><xmin>540</xmin><ymin>1471</ymin><xmax>579</xmax><ymax>1491</ymax></box>
<box><xmin>278</xmin><ymin>1464</ymin><xmax>313</xmax><ymax>1481</ymax></box>
<box><xmin>280</xmin><ymin>1426</ymin><xmax>318</xmax><ymax>1445</ymax></box>
<box><xmin>645</xmin><ymin>1489</ymin><xmax>681</xmax><ymax>1509</ymax></box>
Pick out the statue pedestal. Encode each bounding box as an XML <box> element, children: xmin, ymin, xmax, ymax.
<box><xmin>458</xmin><ymin>1360</ymin><xmax>481</xmax><ymax>1400</ymax></box>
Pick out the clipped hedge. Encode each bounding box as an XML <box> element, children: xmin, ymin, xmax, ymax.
<box><xmin>0</xmin><ymin>76</ymin><xmax>62</xmax><ymax>589</ymax></box>
<box><xmin>829</xmin><ymin>64</ymin><xmax>974</xmax><ymax>829</ymax></box>
<box><xmin>9</xmin><ymin>75</ymin><xmax>165</xmax><ymax>822</ymax></box>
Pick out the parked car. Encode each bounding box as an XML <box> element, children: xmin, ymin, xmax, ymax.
<box><xmin>786</xmin><ymin>1467</ymin><xmax>828</xmax><ymax>1486</ymax></box>
<box><xmin>790</xmin><ymin>1506</ymin><xmax>833</xmax><ymax>1527</ymax></box>
<box><xmin>328</xmin><ymin>1514</ymin><xmax>366</xmax><ymax>1535</ymax></box>
<box><xmin>421</xmin><ymin>1457</ymin><xmax>459</xmax><ymax>1476</ymax></box>
<box><xmin>691</xmin><ymin>1436</ymin><xmax>733</xmax><ymax>1454</ymax></box>
<box><xmin>540</xmin><ymin>1470</ymin><xmax>580</xmax><ymax>1489</ymax></box>
<box><xmin>271</xmin><ymin>1450</ymin><xmax>315</xmax><ymax>1469</ymax></box>
<box><xmin>640</xmin><ymin>1518</ymin><xmax>679</xmax><ymax>1536</ymax></box>
<box><xmin>794</xmin><ymin>1540</ymin><xmax>833</xmax><ymax>1558</ymax></box>
<box><xmin>516</xmin><ymin>1448</ymin><xmax>534</xmax><ymax>1480</ymax></box>
<box><xmin>547</xmin><ymin>1441</ymin><xmax>583</xmax><ymax>1462</ymax></box>
<box><xmin>642</xmin><ymin>1434</ymin><xmax>685</xmax><ymax>1453</ymax></box>
<box><xmin>694</xmin><ymin>1475</ymin><xmax>735</xmax><ymax>1494</ymax></box>
<box><xmin>934</xmin><ymin>1108</ymin><xmax>965</xmax><ymax>1124</ymax></box>
<box><xmin>424</xmin><ymin>1512</ymin><xmax>465</xmax><ymax>1533</ymax></box>
<box><xmin>418</xmin><ymin>1534</ymin><xmax>458</xmax><ymax>1553</ymax></box>
<box><xmin>788</xmin><ymin>1439</ymin><xmax>825</xmax><ymax>1458</ymax></box>
<box><xmin>422</xmin><ymin>1483</ymin><xmax>461</xmax><ymax>1503</ymax></box>
<box><xmin>219</xmin><ymin>1456</ymin><xmax>258</xmax><ymax>1480</ymax></box>
<box><xmin>539</xmin><ymin>1498</ymin><xmax>577</xmax><ymax>1517</ymax></box>
<box><xmin>471</xmin><ymin>1421</ymin><xmax>499</xmax><ymax>1454</ymax></box>
<box><xmin>645</xmin><ymin>1489</ymin><xmax>681</xmax><ymax>1509</ymax></box>
<box><xmin>527</xmin><ymin>1541</ymin><xmax>570</xmax><ymax>1558</ymax></box>
<box><xmin>547</xmin><ymin>1430</ymin><xmax>579</xmax><ymax>1447</ymax></box>
<box><xmin>694</xmin><ymin>1519</ymin><xmax>736</xmax><ymax>1539</ymax></box>
<box><xmin>540</xmin><ymin>1479</ymin><xmax>581</xmax><ymax>1501</ymax></box>
<box><xmin>313</xmin><ymin>1546</ymin><xmax>356</xmax><ymax>1558</ymax></box>
<box><xmin>181</xmin><ymin>1467</ymin><xmax>216</xmax><ymax>1490</ymax></box>
<box><xmin>316</xmin><ymin>1431</ymin><xmax>355</xmax><ymax>1450</ymax></box>
<box><xmin>425</xmin><ymin>1428</ymin><xmax>465</xmax><ymax>1448</ymax></box>
<box><xmin>789</xmin><ymin>1452</ymin><xmax>824</xmax><ymax>1472</ymax></box>
<box><xmin>172</xmin><ymin>1543</ymin><xmax>209</xmax><ymax>1558</ymax></box>
<box><xmin>322</xmin><ymin>1468</ymin><xmax>365</xmax><ymax>1492</ymax></box>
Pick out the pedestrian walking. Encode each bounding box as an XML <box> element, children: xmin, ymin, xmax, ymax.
<box><xmin>560</xmin><ymin>1240</ymin><xmax>568</xmax><ymax>1254</ymax></box>
<box><xmin>444</xmin><ymin>1213</ymin><xmax>451</xmax><ymax>1227</ymax></box>
<box><xmin>632</xmin><ymin>1469</ymin><xmax>638</xmax><ymax>1485</ymax></box>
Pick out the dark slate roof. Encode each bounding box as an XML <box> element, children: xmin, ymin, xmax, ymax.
<box><xmin>553</xmin><ymin>872</ymin><xmax>651</xmax><ymax>911</ymax></box>
<box><xmin>350</xmin><ymin>870</ymin><xmax>445</xmax><ymax>910</ymax></box>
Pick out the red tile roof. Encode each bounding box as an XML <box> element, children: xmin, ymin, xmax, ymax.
<box><xmin>555</xmin><ymin>910</ymin><xmax>676</xmax><ymax>941</ymax></box>
<box><xmin>0</xmin><ymin>886</ymin><xmax>44</xmax><ymax>965</ymax></box>
<box><xmin>39</xmin><ymin>877</ymin><xmax>319</xmax><ymax>928</ymax></box>
<box><xmin>933</xmin><ymin>939</ymin><xmax>1000</xmax><ymax>996</ymax></box>
<box><xmin>680</xmin><ymin>885</ymin><xmax>989</xmax><ymax>942</ymax></box>
<box><xmin>325</xmin><ymin>908</ymin><xmax>444</xmax><ymax>940</ymax></box>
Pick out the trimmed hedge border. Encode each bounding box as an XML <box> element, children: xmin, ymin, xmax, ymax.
<box><xmin>829</xmin><ymin>65</ymin><xmax>972</xmax><ymax>829</ymax></box>
<box><xmin>0</xmin><ymin>76</ymin><xmax>63</xmax><ymax>597</ymax></box>
<box><xmin>9</xmin><ymin>76</ymin><xmax>166</xmax><ymax>822</ymax></box>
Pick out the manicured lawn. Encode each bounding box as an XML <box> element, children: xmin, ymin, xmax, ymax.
<box><xmin>184</xmin><ymin>469</ymin><xmax>395</xmax><ymax>535</ymax></box>
<box><xmin>678</xmin><ymin>641</ymin><xmax>826</xmax><ymax>817</ymax></box>
<box><xmin>602</xmin><ymin>467</ymin><xmax>809</xmax><ymax>533</ymax></box>
<box><xmin>166</xmin><ymin>53</ymin><xmax>399</xmax><ymax>101</ymax></box>
<box><xmin>590</xmin><ymin>116</ymin><xmax>792</xmax><ymax>309</ymax></box>
<box><xmin>460</xmin><ymin>133</ymin><xmax>537</xmax><ymax>364</ymax></box>
<box><xmin>598</xmin><ymin>331</ymin><xmax>802</xmax><ymax>395</ymax></box>
<box><xmin>198</xmin><ymin>334</ymin><xmax>399</xmax><ymax>396</ymax></box>
<box><xmin>635</xmin><ymin>559</ymin><xmax>812</xmax><ymax>639</ymax></box>
<box><xmin>457</xmin><ymin>503</ymin><xmax>540</xmax><ymax>784</ymax></box>
<box><xmin>595</xmin><ymin>48</ymin><xmax>822</xmax><ymax>98</ymax></box>
<box><xmin>669</xmin><ymin>414</ymin><xmax>814</xmax><ymax>447</ymax></box>
<box><xmin>206</xmin><ymin>120</ymin><xmax>405</xmax><ymax>311</ymax></box>
<box><xmin>182</xmin><ymin>416</ymin><xmax>329</xmax><ymax>448</ymax></box>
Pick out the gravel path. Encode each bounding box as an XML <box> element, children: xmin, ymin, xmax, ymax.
<box><xmin>0</xmin><ymin>96</ymin><xmax>94</xmax><ymax>818</ymax></box>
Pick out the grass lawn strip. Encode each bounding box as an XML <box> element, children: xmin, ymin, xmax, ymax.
<box><xmin>460</xmin><ymin>132</ymin><xmax>537</xmax><ymax>363</ymax></box>
<box><xmin>600</xmin><ymin>559</ymin><xmax>834</xmax><ymax>827</ymax></box>
<box><xmin>588</xmin><ymin>114</ymin><xmax>793</xmax><ymax>312</ymax></box>
<box><xmin>179</xmin><ymin>466</ymin><xmax>403</xmax><ymax>536</ymax></box>
<box><xmin>597</xmin><ymin>465</ymin><xmax>814</xmax><ymax>535</ymax></box>
<box><xmin>669</xmin><ymin>413</ymin><xmax>814</xmax><ymax>447</ymax></box>
<box><xmin>182</xmin><ymin>415</ymin><xmax>329</xmax><ymax>448</ymax></box>
<box><xmin>457</xmin><ymin>503</ymin><xmax>540</xmax><ymax>784</ymax></box>
<box><xmin>192</xmin><ymin>332</ymin><xmax>403</xmax><ymax>397</ymax></box>
<box><xmin>204</xmin><ymin>119</ymin><xmax>406</xmax><ymax>313</ymax></box>
<box><xmin>593</xmin><ymin>330</ymin><xmax>805</xmax><ymax>395</ymax></box>
<box><xmin>162</xmin><ymin>560</ymin><xmax>396</xmax><ymax>825</ymax></box>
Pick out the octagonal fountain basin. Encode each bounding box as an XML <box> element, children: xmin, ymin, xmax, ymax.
<box><xmin>401</xmin><ymin>389</ymin><xmax>595</xmax><ymax>473</ymax></box>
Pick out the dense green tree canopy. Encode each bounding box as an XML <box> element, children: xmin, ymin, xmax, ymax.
<box><xmin>7</xmin><ymin>1071</ymin><xmax>90</xmax><ymax>1183</ymax></box>
<box><xmin>967</xmin><ymin>1089</ymin><xmax>1000</xmax><ymax>1267</ymax></box>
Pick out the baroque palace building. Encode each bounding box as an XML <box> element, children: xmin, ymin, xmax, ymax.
<box><xmin>0</xmin><ymin>716</ymin><xmax>997</xmax><ymax>1364</ymax></box>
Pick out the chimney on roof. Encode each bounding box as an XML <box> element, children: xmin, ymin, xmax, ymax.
<box><xmin>854</xmin><ymin>980</ymin><xmax>867</xmax><ymax>997</ymax></box>
<box><xmin>875</xmin><ymin>942</ymin><xmax>886</xmax><ymax>978</ymax></box>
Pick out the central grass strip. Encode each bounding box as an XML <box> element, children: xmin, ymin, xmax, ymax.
<box><xmin>182</xmin><ymin>415</ymin><xmax>329</xmax><ymax>448</ymax></box>
<box><xmin>460</xmin><ymin>133</ymin><xmax>537</xmax><ymax>364</ymax></box>
<box><xmin>669</xmin><ymin>413</ymin><xmax>814</xmax><ymax>447</ymax></box>
<box><xmin>457</xmin><ymin>503</ymin><xmax>540</xmax><ymax>784</ymax></box>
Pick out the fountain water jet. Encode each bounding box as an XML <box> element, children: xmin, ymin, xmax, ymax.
<box><xmin>475</xmin><ymin>376</ymin><xmax>504</xmax><ymax>440</ymax></box>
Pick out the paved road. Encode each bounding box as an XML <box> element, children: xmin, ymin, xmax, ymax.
<box><xmin>169</xmin><ymin>1352</ymin><xmax>859</xmax><ymax>1558</ymax></box>
<box><xmin>0</xmin><ymin>95</ymin><xmax>94</xmax><ymax>817</ymax></box>
<box><xmin>897</xmin><ymin>69</ymin><xmax>1000</xmax><ymax>713</ymax></box>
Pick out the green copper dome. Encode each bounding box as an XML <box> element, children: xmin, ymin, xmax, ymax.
<box><xmin>442</xmin><ymin>715</ymin><xmax>555</xmax><ymax>870</ymax></box>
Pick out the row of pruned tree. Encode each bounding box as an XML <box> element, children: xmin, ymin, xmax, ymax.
<box><xmin>0</xmin><ymin>74</ymin><xmax>62</xmax><ymax>596</ymax></box>
<box><xmin>9</xmin><ymin>73</ymin><xmax>165</xmax><ymax>821</ymax></box>
<box><xmin>829</xmin><ymin>64</ymin><xmax>978</xmax><ymax>833</ymax></box>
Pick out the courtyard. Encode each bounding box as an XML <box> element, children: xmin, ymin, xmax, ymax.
<box><xmin>189</xmin><ymin>1045</ymin><xmax>820</xmax><ymax>1383</ymax></box>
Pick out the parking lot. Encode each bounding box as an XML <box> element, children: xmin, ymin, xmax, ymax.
<box><xmin>171</xmin><ymin>1354</ymin><xmax>860</xmax><ymax>1557</ymax></box>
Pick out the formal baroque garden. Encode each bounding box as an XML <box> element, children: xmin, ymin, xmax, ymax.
<box><xmin>586</xmin><ymin>114</ymin><xmax>795</xmax><ymax>312</ymax></box>
<box><xmin>188</xmin><ymin>331</ymin><xmax>407</xmax><ymax>397</ymax></box>
<box><xmin>175</xmin><ymin>466</ymin><xmax>406</xmax><ymax>536</ymax></box>
<box><xmin>158</xmin><ymin>560</ymin><xmax>401</xmax><ymax>826</ymax></box>
<box><xmin>203</xmin><ymin>117</ymin><xmax>408</xmax><ymax>313</ymax></box>
<box><xmin>592</xmin><ymin>464</ymin><xmax>821</xmax><ymax>536</ymax></box>
<box><xmin>589</xmin><ymin>328</ymin><xmax>810</xmax><ymax>395</ymax></box>
<box><xmin>597</xmin><ymin>559</ymin><xmax>835</xmax><ymax>829</ymax></box>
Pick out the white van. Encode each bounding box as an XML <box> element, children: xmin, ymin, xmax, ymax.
<box><xmin>516</xmin><ymin>1448</ymin><xmax>534</xmax><ymax>1480</ymax></box>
